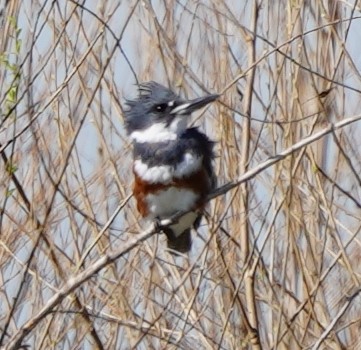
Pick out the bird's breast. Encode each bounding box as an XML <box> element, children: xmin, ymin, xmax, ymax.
<box><xmin>132</xmin><ymin>134</ymin><xmax>213</xmax><ymax>221</ymax></box>
<box><xmin>133</xmin><ymin>167</ymin><xmax>211</xmax><ymax>218</ymax></box>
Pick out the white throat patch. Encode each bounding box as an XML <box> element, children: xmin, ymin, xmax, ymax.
<box><xmin>130</xmin><ymin>116</ymin><xmax>189</xmax><ymax>143</ymax></box>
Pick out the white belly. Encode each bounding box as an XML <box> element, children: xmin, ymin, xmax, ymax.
<box><xmin>168</xmin><ymin>211</ymin><xmax>199</xmax><ymax>237</ymax></box>
<box><xmin>146</xmin><ymin>187</ymin><xmax>199</xmax><ymax>217</ymax></box>
<box><xmin>145</xmin><ymin>187</ymin><xmax>199</xmax><ymax>236</ymax></box>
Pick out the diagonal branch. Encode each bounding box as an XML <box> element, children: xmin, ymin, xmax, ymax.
<box><xmin>311</xmin><ymin>288</ymin><xmax>361</xmax><ymax>350</ymax></box>
<box><xmin>209</xmin><ymin>114</ymin><xmax>361</xmax><ymax>201</ymax></box>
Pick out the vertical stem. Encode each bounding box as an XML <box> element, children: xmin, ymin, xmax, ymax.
<box><xmin>240</xmin><ymin>2</ymin><xmax>261</xmax><ymax>349</ymax></box>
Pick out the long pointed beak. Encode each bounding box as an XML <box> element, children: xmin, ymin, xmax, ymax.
<box><xmin>170</xmin><ymin>94</ymin><xmax>219</xmax><ymax>115</ymax></box>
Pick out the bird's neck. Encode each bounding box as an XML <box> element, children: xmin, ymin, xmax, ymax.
<box><xmin>130</xmin><ymin>115</ymin><xmax>189</xmax><ymax>144</ymax></box>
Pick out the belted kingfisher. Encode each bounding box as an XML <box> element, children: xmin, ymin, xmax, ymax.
<box><xmin>125</xmin><ymin>82</ymin><xmax>218</xmax><ymax>253</ymax></box>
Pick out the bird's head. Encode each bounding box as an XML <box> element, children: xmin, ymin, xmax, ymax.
<box><xmin>124</xmin><ymin>81</ymin><xmax>219</xmax><ymax>143</ymax></box>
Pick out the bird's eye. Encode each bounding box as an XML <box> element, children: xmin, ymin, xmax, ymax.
<box><xmin>154</xmin><ymin>103</ymin><xmax>168</xmax><ymax>112</ymax></box>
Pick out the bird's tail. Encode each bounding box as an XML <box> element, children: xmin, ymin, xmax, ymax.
<box><xmin>163</xmin><ymin>228</ymin><xmax>191</xmax><ymax>253</ymax></box>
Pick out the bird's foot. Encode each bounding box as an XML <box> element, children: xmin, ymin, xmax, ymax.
<box><xmin>153</xmin><ymin>216</ymin><xmax>163</xmax><ymax>233</ymax></box>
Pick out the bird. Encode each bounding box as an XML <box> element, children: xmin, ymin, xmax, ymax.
<box><xmin>124</xmin><ymin>81</ymin><xmax>218</xmax><ymax>253</ymax></box>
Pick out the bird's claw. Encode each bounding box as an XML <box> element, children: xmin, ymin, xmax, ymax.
<box><xmin>153</xmin><ymin>217</ymin><xmax>163</xmax><ymax>232</ymax></box>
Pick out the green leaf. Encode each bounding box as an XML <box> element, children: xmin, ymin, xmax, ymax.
<box><xmin>8</xmin><ymin>16</ymin><xmax>17</xmax><ymax>28</ymax></box>
<box><xmin>6</xmin><ymin>188</ymin><xmax>15</xmax><ymax>197</ymax></box>
<box><xmin>0</xmin><ymin>54</ymin><xmax>9</xmax><ymax>65</ymax></box>
<box><xmin>7</xmin><ymin>86</ymin><xmax>17</xmax><ymax>103</ymax></box>
<box><xmin>15</xmin><ymin>39</ymin><xmax>22</xmax><ymax>53</ymax></box>
<box><xmin>6</xmin><ymin>162</ymin><xmax>17</xmax><ymax>174</ymax></box>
